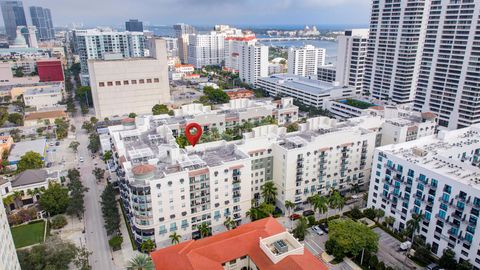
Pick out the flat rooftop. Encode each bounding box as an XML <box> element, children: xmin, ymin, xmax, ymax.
<box><xmin>378</xmin><ymin>125</ymin><xmax>480</xmax><ymax>186</ymax></box>
<box><xmin>24</xmin><ymin>84</ymin><xmax>62</xmax><ymax>96</ymax></box>
<box><xmin>9</xmin><ymin>139</ymin><xmax>47</xmax><ymax>163</ymax></box>
<box><xmin>259</xmin><ymin>74</ymin><xmax>347</xmax><ymax>96</ymax></box>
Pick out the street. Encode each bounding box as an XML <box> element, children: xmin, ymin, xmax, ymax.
<box><xmin>72</xmin><ymin>108</ymin><xmax>120</xmax><ymax>270</ymax></box>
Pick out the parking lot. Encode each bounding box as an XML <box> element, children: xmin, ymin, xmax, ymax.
<box><xmin>373</xmin><ymin>227</ymin><xmax>421</xmax><ymax>270</ymax></box>
<box><xmin>171</xmin><ymin>86</ymin><xmax>204</xmax><ymax>106</ymax></box>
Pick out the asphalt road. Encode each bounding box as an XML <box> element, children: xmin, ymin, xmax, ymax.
<box><xmin>73</xmin><ymin>110</ymin><xmax>119</xmax><ymax>270</ymax></box>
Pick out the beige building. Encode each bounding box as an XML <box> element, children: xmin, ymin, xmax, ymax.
<box><xmin>23</xmin><ymin>84</ymin><xmax>63</xmax><ymax>110</ymax></box>
<box><xmin>88</xmin><ymin>38</ymin><xmax>171</xmax><ymax>119</ymax></box>
<box><xmin>24</xmin><ymin>110</ymin><xmax>68</xmax><ymax>127</ymax></box>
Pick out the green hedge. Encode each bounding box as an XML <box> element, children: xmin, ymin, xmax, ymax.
<box><xmin>119</xmin><ymin>202</ymin><xmax>136</xmax><ymax>251</ymax></box>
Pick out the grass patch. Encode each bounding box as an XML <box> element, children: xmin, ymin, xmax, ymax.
<box><xmin>342</xmin><ymin>99</ymin><xmax>375</xmax><ymax>109</ymax></box>
<box><xmin>119</xmin><ymin>201</ymin><xmax>136</xmax><ymax>251</ymax></box>
<box><xmin>11</xmin><ymin>220</ymin><xmax>46</xmax><ymax>248</ymax></box>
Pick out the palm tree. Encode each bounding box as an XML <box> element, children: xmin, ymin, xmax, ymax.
<box><xmin>223</xmin><ymin>217</ymin><xmax>236</xmax><ymax>231</ymax></box>
<box><xmin>169</xmin><ymin>232</ymin><xmax>181</xmax><ymax>245</ymax></box>
<box><xmin>127</xmin><ymin>254</ymin><xmax>154</xmax><ymax>270</ymax></box>
<box><xmin>140</xmin><ymin>239</ymin><xmax>156</xmax><ymax>253</ymax></box>
<box><xmin>198</xmin><ymin>222</ymin><xmax>210</xmax><ymax>238</ymax></box>
<box><xmin>261</xmin><ymin>182</ymin><xmax>277</xmax><ymax>204</ymax></box>
<box><xmin>2</xmin><ymin>195</ymin><xmax>14</xmax><ymax>213</ymax></box>
<box><xmin>284</xmin><ymin>200</ymin><xmax>295</xmax><ymax>230</ymax></box>
<box><xmin>292</xmin><ymin>216</ymin><xmax>310</xmax><ymax>241</ymax></box>
<box><xmin>246</xmin><ymin>207</ymin><xmax>260</xmax><ymax>221</ymax></box>
<box><xmin>406</xmin><ymin>213</ymin><xmax>423</xmax><ymax>244</ymax></box>
<box><xmin>311</xmin><ymin>195</ymin><xmax>329</xmax><ymax>220</ymax></box>
<box><xmin>11</xmin><ymin>191</ymin><xmax>23</xmax><ymax>209</ymax></box>
<box><xmin>329</xmin><ymin>191</ymin><xmax>345</xmax><ymax>216</ymax></box>
<box><xmin>384</xmin><ymin>216</ymin><xmax>396</xmax><ymax>229</ymax></box>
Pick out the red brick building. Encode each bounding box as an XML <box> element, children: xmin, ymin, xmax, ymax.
<box><xmin>37</xmin><ymin>59</ymin><xmax>64</xmax><ymax>82</ymax></box>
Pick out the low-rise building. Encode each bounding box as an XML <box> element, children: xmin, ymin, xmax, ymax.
<box><xmin>257</xmin><ymin>74</ymin><xmax>355</xmax><ymax>108</ymax></box>
<box><xmin>367</xmin><ymin>125</ymin><xmax>480</xmax><ymax>269</ymax></box>
<box><xmin>24</xmin><ymin>110</ymin><xmax>68</xmax><ymax>127</ymax></box>
<box><xmin>150</xmin><ymin>217</ymin><xmax>328</xmax><ymax>270</ymax></box>
<box><xmin>37</xmin><ymin>59</ymin><xmax>64</xmax><ymax>82</ymax></box>
<box><xmin>9</xmin><ymin>139</ymin><xmax>47</xmax><ymax>165</ymax></box>
<box><xmin>224</xmin><ymin>88</ymin><xmax>254</xmax><ymax>100</ymax></box>
<box><xmin>23</xmin><ymin>83</ymin><xmax>63</xmax><ymax>110</ymax></box>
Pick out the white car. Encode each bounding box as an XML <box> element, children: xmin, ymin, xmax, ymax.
<box><xmin>79</xmin><ymin>157</ymin><xmax>84</xmax><ymax>162</ymax></box>
<box><xmin>312</xmin><ymin>225</ymin><xmax>324</xmax><ymax>235</ymax></box>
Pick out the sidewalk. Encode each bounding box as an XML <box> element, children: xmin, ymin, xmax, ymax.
<box><xmin>112</xmin><ymin>203</ymin><xmax>140</xmax><ymax>268</ymax></box>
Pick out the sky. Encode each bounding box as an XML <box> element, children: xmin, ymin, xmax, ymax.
<box><xmin>14</xmin><ymin>0</ymin><xmax>371</xmax><ymax>28</ymax></box>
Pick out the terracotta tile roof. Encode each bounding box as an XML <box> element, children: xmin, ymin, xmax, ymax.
<box><xmin>421</xmin><ymin>112</ymin><xmax>437</xmax><ymax>120</ymax></box>
<box><xmin>132</xmin><ymin>164</ymin><xmax>155</xmax><ymax>176</ymax></box>
<box><xmin>24</xmin><ymin>110</ymin><xmax>67</xmax><ymax>121</ymax></box>
<box><xmin>150</xmin><ymin>217</ymin><xmax>328</xmax><ymax>270</ymax></box>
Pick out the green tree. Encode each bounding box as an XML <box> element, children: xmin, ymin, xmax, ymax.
<box><xmin>100</xmin><ymin>184</ymin><xmax>120</xmax><ymax>235</ymax></box>
<box><xmin>82</xmin><ymin>121</ymin><xmax>94</xmax><ymax>134</ymax></box>
<box><xmin>223</xmin><ymin>217</ymin><xmax>236</xmax><ymax>231</ymax></box>
<box><xmin>152</xmin><ymin>104</ymin><xmax>171</xmax><ymax>115</ymax></box>
<box><xmin>309</xmin><ymin>195</ymin><xmax>329</xmax><ymax>221</ymax></box>
<box><xmin>54</xmin><ymin>118</ymin><xmax>70</xmax><ymax>139</ymax></box>
<box><xmin>127</xmin><ymin>254</ymin><xmax>154</xmax><ymax>270</ymax></box>
<box><xmin>202</xmin><ymin>86</ymin><xmax>230</xmax><ymax>104</ymax></box>
<box><xmin>374</xmin><ymin>209</ymin><xmax>385</xmax><ymax>223</ymax></box>
<box><xmin>8</xmin><ymin>113</ymin><xmax>23</xmax><ymax>125</ymax></box>
<box><xmin>17</xmin><ymin>151</ymin><xmax>44</xmax><ymax>172</ymax></box>
<box><xmin>438</xmin><ymin>248</ymin><xmax>457</xmax><ymax>270</ymax></box>
<box><xmin>14</xmin><ymin>67</ymin><xmax>24</xmax><ymax>77</ymax></box>
<box><xmin>103</xmin><ymin>150</ymin><xmax>113</xmax><ymax>161</ymax></box>
<box><xmin>9</xmin><ymin>128</ymin><xmax>21</xmax><ymax>142</ymax></box>
<box><xmin>384</xmin><ymin>216</ymin><xmax>396</xmax><ymax>229</ymax></box>
<box><xmin>39</xmin><ymin>182</ymin><xmax>70</xmax><ymax>215</ymax></box>
<box><xmin>88</xmin><ymin>133</ymin><xmax>100</xmax><ymax>153</ymax></box>
<box><xmin>109</xmin><ymin>235</ymin><xmax>123</xmax><ymax>251</ymax></box>
<box><xmin>325</xmin><ymin>218</ymin><xmax>379</xmax><ymax>260</ymax></box>
<box><xmin>128</xmin><ymin>112</ymin><xmax>137</xmax><ymax>118</ymax></box>
<box><xmin>329</xmin><ymin>191</ymin><xmax>345</xmax><ymax>216</ymax></box>
<box><xmin>286</xmin><ymin>123</ymin><xmax>299</xmax><ymax>132</ymax></box>
<box><xmin>169</xmin><ymin>232</ymin><xmax>181</xmax><ymax>245</ymax></box>
<box><xmin>69</xmin><ymin>141</ymin><xmax>80</xmax><ymax>153</ymax></box>
<box><xmin>285</xmin><ymin>200</ymin><xmax>295</xmax><ymax>230</ymax></box>
<box><xmin>261</xmin><ymin>181</ymin><xmax>277</xmax><ymax>204</ymax></box>
<box><xmin>458</xmin><ymin>260</ymin><xmax>474</xmax><ymax>270</ymax></box>
<box><xmin>176</xmin><ymin>134</ymin><xmax>189</xmax><ymax>148</ymax></box>
<box><xmin>141</xmin><ymin>239</ymin><xmax>156</xmax><ymax>253</ymax></box>
<box><xmin>66</xmin><ymin>169</ymin><xmax>89</xmax><ymax>219</ymax></box>
<box><xmin>363</xmin><ymin>208</ymin><xmax>376</xmax><ymax>220</ymax></box>
<box><xmin>292</xmin><ymin>216</ymin><xmax>309</xmax><ymax>241</ymax></box>
<box><xmin>90</xmin><ymin>117</ymin><xmax>98</xmax><ymax>125</ymax></box>
<box><xmin>198</xmin><ymin>222</ymin><xmax>211</xmax><ymax>238</ymax></box>
<box><xmin>92</xmin><ymin>167</ymin><xmax>105</xmax><ymax>182</ymax></box>
<box><xmin>406</xmin><ymin>213</ymin><xmax>423</xmax><ymax>244</ymax></box>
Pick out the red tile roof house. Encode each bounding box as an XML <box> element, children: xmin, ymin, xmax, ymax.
<box><xmin>150</xmin><ymin>217</ymin><xmax>328</xmax><ymax>270</ymax></box>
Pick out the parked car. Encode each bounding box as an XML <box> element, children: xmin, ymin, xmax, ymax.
<box><xmin>46</xmin><ymin>162</ymin><xmax>53</xmax><ymax>168</ymax></box>
<box><xmin>425</xmin><ymin>263</ymin><xmax>440</xmax><ymax>270</ymax></box>
<box><xmin>55</xmin><ymin>141</ymin><xmax>60</xmax><ymax>146</ymax></box>
<box><xmin>319</xmin><ymin>224</ymin><xmax>329</xmax><ymax>233</ymax></box>
<box><xmin>303</xmin><ymin>210</ymin><xmax>315</xmax><ymax>216</ymax></box>
<box><xmin>312</xmin><ymin>225</ymin><xmax>324</xmax><ymax>235</ymax></box>
<box><xmin>289</xmin><ymin>214</ymin><xmax>301</xmax><ymax>220</ymax></box>
<box><xmin>79</xmin><ymin>157</ymin><xmax>84</xmax><ymax>162</ymax></box>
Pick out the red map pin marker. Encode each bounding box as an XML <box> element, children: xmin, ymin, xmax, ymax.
<box><xmin>185</xmin><ymin>123</ymin><xmax>202</xmax><ymax>147</ymax></box>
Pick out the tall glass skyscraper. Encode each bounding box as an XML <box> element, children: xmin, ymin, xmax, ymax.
<box><xmin>29</xmin><ymin>6</ymin><xmax>55</xmax><ymax>40</ymax></box>
<box><xmin>0</xmin><ymin>0</ymin><xmax>27</xmax><ymax>42</ymax></box>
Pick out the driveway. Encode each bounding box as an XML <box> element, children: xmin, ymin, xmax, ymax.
<box><xmin>373</xmin><ymin>227</ymin><xmax>420</xmax><ymax>270</ymax></box>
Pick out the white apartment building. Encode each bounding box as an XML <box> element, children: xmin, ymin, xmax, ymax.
<box><xmin>413</xmin><ymin>0</ymin><xmax>480</xmax><ymax>130</ymax></box>
<box><xmin>23</xmin><ymin>83</ymin><xmax>63</xmax><ymax>110</ymax></box>
<box><xmin>367</xmin><ymin>125</ymin><xmax>480</xmax><ymax>268</ymax></box>
<box><xmin>109</xmin><ymin>118</ymin><xmax>253</xmax><ymax>248</ymax></box>
<box><xmin>336</xmin><ymin>29</ymin><xmax>369</xmax><ymax>94</ymax></box>
<box><xmin>224</xmin><ymin>34</ymin><xmax>257</xmax><ymax>72</ymax></box>
<box><xmin>0</xmin><ymin>194</ymin><xmax>20</xmax><ymax>270</ymax></box>
<box><xmin>364</xmin><ymin>1</ymin><xmax>429</xmax><ymax>104</ymax></box>
<box><xmin>257</xmin><ymin>74</ymin><xmax>356</xmax><ymax>108</ymax></box>
<box><xmin>239</xmin><ymin>43</ymin><xmax>268</xmax><ymax>86</ymax></box>
<box><xmin>73</xmin><ymin>28</ymin><xmax>146</xmax><ymax>85</ymax></box>
<box><xmin>88</xmin><ymin>39</ymin><xmax>170</xmax><ymax>119</ymax></box>
<box><xmin>287</xmin><ymin>45</ymin><xmax>326</xmax><ymax>77</ymax></box>
<box><xmin>317</xmin><ymin>65</ymin><xmax>336</xmax><ymax>83</ymax></box>
<box><xmin>162</xmin><ymin>37</ymin><xmax>178</xmax><ymax>58</ymax></box>
<box><xmin>187</xmin><ymin>32</ymin><xmax>226</xmax><ymax>68</ymax></box>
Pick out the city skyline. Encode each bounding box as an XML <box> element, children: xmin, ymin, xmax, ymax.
<box><xmin>0</xmin><ymin>0</ymin><xmax>371</xmax><ymax>28</ymax></box>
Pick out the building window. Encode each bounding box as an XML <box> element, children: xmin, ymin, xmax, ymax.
<box><xmin>115</xmin><ymin>81</ymin><xmax>121</xmax><ymax>86</ymax></box>
<box><xmin>154</xmin><ymin>78</ymin><xmax>159</xmax><ymax>83</ymax></box>
<box><xmin>147</xmin><ymin>79</ymin><xmax>152</xmax><ymax>83</ymax></box>
<box><xmin>107</xmin><ymin>81</ymin><xmax>113</xmax><ymax>86</ymax></box>
<box><xmin>131</xmin><ymin>80</ymin><xmax>137</xmax><ymax>84</ymax></box>
<box><xmin>139</xmin><ymin>79</ymin><xmax>145</xmax><ymax>84</ymax></box>
<box><xmin>123</xmin><ymin>80</ymin><xmax>129</xmax><ymax>85</ymax></box>
<box><xmin>99</xmin><ymin>82</ymin><xmax>105</xmax><ymax>87</ymax></box>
